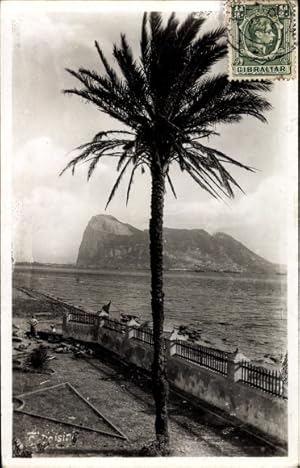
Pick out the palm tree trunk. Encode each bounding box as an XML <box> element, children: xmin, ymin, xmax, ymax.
<box><xmin>149</xmin><ymin>166</ymin><xmax>169</xmax><ymax>451</ymax></box>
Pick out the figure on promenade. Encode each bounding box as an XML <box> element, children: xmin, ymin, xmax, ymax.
<box><xmin>29</xmin><ymin>315</ymin><xmax>38</xmax><ymax>338</ymax></box>
<box><xmin>48</xmin><ymin>324</ymin><xmax>58</xmax><ymax>343</ymax></box>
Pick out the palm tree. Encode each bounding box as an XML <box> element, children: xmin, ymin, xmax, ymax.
<box><xmin>61</xmin><ymin>12</ymin><xmax>272</xmax><ymax>454</ymax></box>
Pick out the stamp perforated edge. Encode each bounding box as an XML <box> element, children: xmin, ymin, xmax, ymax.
<box><xmin>226</xmin><ymin>0</ymin><xmax>297</xmax><ymax>81</ymax></box>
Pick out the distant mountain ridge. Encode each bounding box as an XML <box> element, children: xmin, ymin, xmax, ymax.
<box><xmin>77</xmin><ymin>214</ymin><xmax>276</xmax><ymax>273</ymax></box>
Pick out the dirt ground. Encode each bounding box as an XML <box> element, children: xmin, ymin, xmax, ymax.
<box><xmin>12</xmin><ymin>286</ymin><xmax>286</xmax><ymax>458</ymax></box>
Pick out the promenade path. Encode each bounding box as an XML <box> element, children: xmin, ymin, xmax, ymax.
<box><xmin>13</xmin><ymin>334</ymin><xmax>283</xmax><ymax>457</ymax></box>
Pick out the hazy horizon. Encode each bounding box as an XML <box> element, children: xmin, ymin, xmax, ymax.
<box><xmin>11</xmin><ymin>4</ymin><xmax>296</xmax><ymax>265</ymax></box>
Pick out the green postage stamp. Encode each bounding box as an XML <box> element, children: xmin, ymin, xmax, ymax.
<box><xmin>228</xmin><ymin>0</ymin><xmax>296</xmax><ymax>80</ymax></box>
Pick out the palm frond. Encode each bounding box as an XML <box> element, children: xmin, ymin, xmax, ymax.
<box><xmin>63</xmin><ymin>87</ymin><xmax>134</xmax><ymax>127</ymax></box>
<box><xmin>184</xmin><ymin>150</ymin><xmax>234</xmax><ymax>198</ymax></box>
<box><xmin>190</xmin><ymin>140</ymin><xmax>255</xmax><ymax>173</ymax></box>
<box><xmin>176</xmin><ymin>13</ymin><xmax>206</xmax><ymax>47</ymax></box>
<box><xmin>176</xmin><ymin>74</ymin><xmax>272</xmax><ymax>128</ymax></box>
<box><xmin>60</xmin><ymin>148</ymin><xmax>92</xmax><ymax>176</ymax></box>
<box><xmin>126</xmin><ymin>163</ymin><xmax>142</xmax><ymax>205</ymax></box>
<box><xmin>181</xmin><ymin>159</ymin><xmax>222</xmax><ymax>200</ymax></box>
<box><xmin>94</xmin><ymin>40</ymin><xmax>121</xmax><ymax>87</ymax></box>
<box><xmin>169</xmin><ymin>132</ymin><xmax>255</xmax><ymax>200</ymax></box>
<box><xmin>166</xmin><ymin>173</ymin><xmax>177</xmax><ymax>199</ymax></box>
<box><xmin>149</xmin><ymin>12</ymin><xmax>164</xmax><ymax>41</ymax></box>
<box><xmin>165</xmin><ymin>41</ymin><xmax>227</xmax><ymax>117</ymax></box>
<box><xmin>171</xmin><ymin>142</ymin><xmax>224</xmax><ymax>199</ymax></box>
<box><xmin>105</xmin><ymin>159</ymin><xmax>132</xmax><ymax>209</ymax></box>
<box><xmin>117</xmin><ymin>154</ymin><xmax>130</xmax><ymax>172</ymax></box>
<box><xmin>60</xmin><ymin>136</ymin><xmax>135</xmax><ymax>177</ymax></box>
<box><xmin>87</xmin><ymin>156</ymin><xmax>102</xmax><ymax>181</ymax></box>
<box><xmin>113</xmin><ymin>35</ymin><xmax>152</xmax><ymax>118</ymax></box>
<box><xmin>165</xmin><ymin>12</ymin><xmax>180</xmax><ymax>40</ymax></box>
<box><xmin>141</xmin><ymin>12</ymin><xmax>149</xmax><ymax>64</ymax></box>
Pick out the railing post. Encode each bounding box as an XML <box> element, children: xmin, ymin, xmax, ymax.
<box><xmin>123</xmin><ymin>323</ymin><xmax>128</xmax><ymax>339</ymax></box>
<box><xmin>163</xmin><ymin>339</ymin><xmax>172</xmax><ymax>358</ymax></box>
<box><xmin>93</xmin><ymin>314</ymin><xmax>101</xmax><ymax>341</ymax></box>
<box><xmin>127</xmin><ymin>326</ymin><xmax>136</xmax><ymax>340</ymax></box>
<box><xmin>127</xmin><ymin>319</ymin><xmax>140</xmax><ymax>340</ymax></box>
<box><xmin>167</xmin><ymin>329</ymin><xmax>180</xmax><ymax>357</ymax></box>
<box><xmin>62</xmin><ymin>311</ymin><xmax>68</xmax><ymax>335</ymax></box>
<box><xmin>127</xmin><ymin>318</ymin><xmax>140</xmax><ymax>328</ymax></box>
<box><xmin>98</xmin><ymin>312</ymin><xmax>109</xmax><ymax>329</ymax></box>
<box><xmin>227</xmin><ymin>358</ymin><xmax>241</xmax><ymax>382</ymax></box>
<box><xmin>227</xmin><ymin>348</ymin><xmax>249</xmax><ymax>382</ymax></box>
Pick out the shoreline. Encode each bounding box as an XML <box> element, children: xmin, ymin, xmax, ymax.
<box><xmin>11</xmin><ymin>287</ymin><xmax>286</xmax><ymax>456</ymax></box>
<box><xmin>14</xmin><ymin>264</ymin><xmax>285</xmax><ymax>278</ymax></box>
<box><xmin>13</xmin><ymin>285</ymin><xmax>284</xmax><ymax>371</ymax></box>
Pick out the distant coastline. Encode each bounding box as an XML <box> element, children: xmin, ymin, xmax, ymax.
<box><xmin>13</xmin><ymin>262</ymin><xmax>287</xmax><ymax>276</ymax></box>
<box><xmin>75</xmin><ymin>215</ymin><xmax>284</xmax><ymax>274</ymax></box>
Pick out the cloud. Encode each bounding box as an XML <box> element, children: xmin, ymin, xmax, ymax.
<box><xmin>13</xmin><ymin>136</ymin><xmax>117</xmax><ymax>262</ymax></box>
<box><xmin>164</xmin><ymin>175</ymin><xmax>287</xmax><ymax>263</ymax></box>
<box><xmin>13</xmin><ymin>136</ymin><xmax>113</xmax><ymax>194</ymax></box>
<box><xmin>13</xmin><ymin>187</ymin><xmax>93</xmax><ymax>263</ymax></box>
<box><xmin>14</xmin><ymin>12</ymin><xmax>85</xmax><ymax>50</ymax></box>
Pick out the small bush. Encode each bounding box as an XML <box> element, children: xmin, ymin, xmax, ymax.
<box><xmin>140</xmin><ymin>439</ymin><xmax>172</xmax><ymax>457</ymax></box>
<box><xmin>13</xmin><ymin>438</ymin><xmax>32</xmax><ymax>457</ymax></box>
<box><xmin>27</xmin><ymin>345</ymin><xmax>48</xmax><ymax>369</ymax></box>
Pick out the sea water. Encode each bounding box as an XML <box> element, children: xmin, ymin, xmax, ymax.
<box><xmin>13</xmin><ymin>267</ymin><xmax>287</xmax><ymax>368</ymax></box>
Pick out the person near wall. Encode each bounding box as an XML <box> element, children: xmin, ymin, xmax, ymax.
<box><xmin>29</xmin><ymin>315</ymin><xmax>38</xmax><ymax>338</ymax></box>
<box><xmin>48</xmin><ymin>324</ymin><xmax>58</xmax><ymax>343</ymax></box>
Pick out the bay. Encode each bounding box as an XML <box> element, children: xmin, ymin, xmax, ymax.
<box><xmin>13</xmin><ymin>266</ymin><xmax>287</xmax><ymax>368</ymax></box>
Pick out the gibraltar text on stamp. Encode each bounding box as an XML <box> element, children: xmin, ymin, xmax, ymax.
<box><xmin>228</xmin><ymin>0</ymin><xmax>296</xmax><ymax>80</ymax></box>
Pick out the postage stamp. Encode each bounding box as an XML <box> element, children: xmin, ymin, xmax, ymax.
<box><xmin>227</xmin><ymin>0</ymin><xmax>296</xmax><ymax>80</ymax></box>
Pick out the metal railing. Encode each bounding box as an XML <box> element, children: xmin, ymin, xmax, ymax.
<box><xmin>66</xmin><ymin>313</ymin><xmax>286</xmax><ymax>399</ymax></box>
<box><xmin>132</xmin><ymin>327</ymin><xmax>154</xmax><ymax>345</ymax></box>
<box><xmin>175</xmin><ymin>340</ymin><xmax>228</xmax><ymax>375</ymax></box>
<box><xmin>240</xmin><ymin>360</ymin><xmax>285</xmax><ymax>398</ymax></box>
<box><xmin>68</xmin><ymin>311</ymin><xmax>97</xmax><ymax>325</ymax></box>
<box><xmin>103</xmin><ymin>317</ymin><xmax>126</xmax><ymax>334</ymax></box>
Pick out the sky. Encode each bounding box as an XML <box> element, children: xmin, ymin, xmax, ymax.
<box><xmin>9</xmin><ymin>2</ymin><xmax>297</xmax><ymax>265</ymax></box>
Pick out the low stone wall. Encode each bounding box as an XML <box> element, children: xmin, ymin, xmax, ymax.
<box><xmin>62</xmin><ymin>314</ymin><xmax>96</xmax><ymax>342</ymax></box>
<box><xmin>63</xmin><ymin>313</ymin><xmax>287</xmax><ymax>444</ymax></box>
<box><xmin>167</xmin><ymin>356</ymin><xmax>287</xmax><ymax>443</ymax></box>
<box><xmin>97</xmin><ymin>326</ymin><xmax>154</xmax><ymax>371</ymax></box>
<box><xmin>123</xmin><ymin>338</ymin><xmax>154</xmax><ymax>371</ymax></box>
